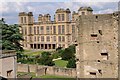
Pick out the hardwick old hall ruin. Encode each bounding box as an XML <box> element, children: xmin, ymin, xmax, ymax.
<box><xmin>18</xmin><ymin>6</ymin><xmax>120</xmax><ymax>78</ymax></box>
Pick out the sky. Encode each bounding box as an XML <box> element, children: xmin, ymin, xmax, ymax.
<box><xmin>0</xmin><ymin>1</ymin><xmax>119</xmax><ymax>24</ymax></box>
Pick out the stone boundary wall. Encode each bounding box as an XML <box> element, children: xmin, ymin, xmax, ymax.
<box><xmin>17</xmin><ymin>64</ymin><xmax>76</xmax><ymax>77</ymax></box>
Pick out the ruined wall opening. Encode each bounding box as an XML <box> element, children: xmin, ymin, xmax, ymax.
<box><xmin>82</xmin><ymin>12</ymin><xmax>85</xmax><ymax>15</ymax></box>
<box><xmin>7</xmin><ymin>70</ymin><xmax>13</xmax><ymax>77</ymax></box>
<box><xmin>98</xmin><ymin>60</ymin><xmax>100</xmax><ymax>62</ymax></box>
<box><xmin>98</xmin><ymin>30</ymin><xmax>102</xmax><ymax>35</ymax></box>
<box><xmin>91</xmin><ymin>34</ymin><xmax>97</xmax><ymax>37</ymax></box>
<box><xmin>97</xmin><ymin>41</ymin><xmax>99</xmax><ymax>43</ymax></box>
<box><xmin>89</xmin><ymin>72</ymin><xmax>96</xmax><ymax>75</ymax></box>
<box><xmin>98</xmin><ymin>69</ymin><xmax>102</xmax><ymax>75</ymax></box>
<box><xmin>30</xmin><ymin>44</ymin><xmax>33</xmax><ymax>49</ymax></box>
<box><xmin>100</xmin><ymin>52</ymin><xmax>108</xmax><ymax>60</ymax></box>
<box><xmin>96</xmin><ymin>16</ymin><xmax>98</xmax><ymax>19</ymax></box>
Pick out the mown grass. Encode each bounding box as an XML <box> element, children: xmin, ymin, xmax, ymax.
<box><xmin>39</xmin><ymin>75</ymin><xmax>75</xmax><ymax>79</ymax></box>
<box><xmin>24</xmin><ymin>50</ymin><xmax>32</xmax><ymax>53</ymax></box>
<box><xmin>54</xmin><ymin>60</ymin><xmax>68</xmax><ymax>67</ymax></box>
<box><xmin>23</xmin><ymin>50</ymin><xmax>43</xmax><ymax>56</ymax></box>
<box><xmin>17</xmin><ymin>72</ymin><xmax>75</xmax><ymax>80</ymax></box>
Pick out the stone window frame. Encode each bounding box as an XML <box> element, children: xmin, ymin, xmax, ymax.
<box><xmin>46</xmin><ymin>36</ymin><xmax>50</xmax><ymax>42</ymax></box>
<box><xmin>40</xmin><ymin>26</ymin><xmax>44</xmax><ymax>34</ymax></box>
<box><xmin>34</xmin><ymin>26</ymin><xmax>36</xmax><ymax>34</ymax></box>
<box><xmin>61</xmin><ymin>14</ymin><xmax>65</xmax><ymax>21</ymax></box>
<box><xmin>53</xmin><ymin>26</ymin><xmax>56</xmax><ymax>34</ymax></box>
<box><xmin>58</xmin><ymin>25</ymin><xmax>61</xmax><ymax>34</ymax></box>
<box><xmin>53</xmin><ymin>36</ymin><xmax>56</xmax><ymax>41</ymax></box>
<box><xmin>24</xmin><ymin>17</ymin><xmax>26</xmax><ymax>23</ymax></box>
<box><xmin>41</xmin><ymin>36</ymin><xmax>44</xmax><ymax>42</ymax></box>
<box><xmin>46</xmin><ymin>26</ymin><xmax>50</xmax><ymax>34</ymax></box>
<box><xmin>58</xmin><ymin>14</ymin><xmax>61</xmax><ymax>21</ymax></box>
<box><xmin>62</xmin><ymin>25</ymin><xmax>65</xmax><ymax>34</ymax></box>
<box><xmin>21</xmin><ymin>17</ymin><xmax>23</xmax><ymax>23</ymax></box>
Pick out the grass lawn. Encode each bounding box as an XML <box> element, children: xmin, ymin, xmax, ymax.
<box><xmin>18</xmin><ymin>72</ymin><xmax>75</xmax><ymax>80</ymax></box>
<box><xmin>24</xmin><ymin>50</ymin><xmax>31</xmax><ymax>52</ymax></box>
<box><xmin>24</xmin><ymin>50</ymin><xmax>43</xmax><ymax>56</ymax></box>
<box><xmin>54</xmin><ymin>60</ymin><xmax>68</xmax><ymax>67</ymax></box>
<box><xmin>40</xmin><ymin>75</ymin><xmax>76</xmax><ymax>80</ymax></box>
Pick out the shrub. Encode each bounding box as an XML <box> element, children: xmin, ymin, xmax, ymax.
<box><xmin>67</xmin><ymin>58</ymin><xmax>76</xmax><ymax>68</ymax></box>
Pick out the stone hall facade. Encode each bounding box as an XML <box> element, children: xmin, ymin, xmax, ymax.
<box><xmin>18</xmin><ymin>7</ymin><xmax>93</xmax><ymax>50</ymax></box>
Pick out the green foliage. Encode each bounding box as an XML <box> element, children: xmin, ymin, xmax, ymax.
<box><xmin>67</xmin><ymin>58</ymin><xmax>76</xmax><ymax>68</ymax></box>
<box><xmin>0</xmin><ymin>18</ymin><xmax>23</xmax><ymax>52</ymax></box>
<box><xmin>58</xmin><ymin>45</ymin><xmax>76</xmax><ymax>68</ymax></box>
<box><xmin>61</xmin><ymin>45</ymin><xmax>76</xmax><ymax>60</ymax></box>
<box><xmin>37</xmin><ymin>52</ymin><xmax>55</xmax><ymax>66</ymax></box>
<box><xmin>54</xmin><ymin>60</ymin><xmax>68</xmax><ymax>67</ymax></box>
<box><xmin>0</xmin><ymin>18</ymin><xmax>24</xmax><ymax>60</ymax></box>
<box><xmin>52</xmin><ymin>52</ymin><xmax>60</xmax><ymax>59</ymax></box>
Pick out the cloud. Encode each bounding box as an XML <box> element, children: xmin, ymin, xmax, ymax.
<box><xmin>0</xmin><ymin>2</ymin><xmax>28</xmax><ymax>13</ymax></box>
<box><xmin>0</xmin><ymin>2</ymin><xmax>118</xmax><ymax>24</ymax></box>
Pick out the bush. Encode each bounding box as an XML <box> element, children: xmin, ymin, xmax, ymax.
<box><xmin>37</xmin><ymin>52</ymin><xmax>55</xmax><ymax>66</ymax></box>
<box><xmin>67</xmin><ymin>58</ymin><xmax>76</xmax><ymax>68</ymax></box>
<box><xmin>61</xmin><ymin>45</ymin><xmax>76</xmax><ymax>60</ymax></box>
<box><xmin>52</xmin><ymin>52</ymin><xmax>60</xmax><ymax>59</ymax></box>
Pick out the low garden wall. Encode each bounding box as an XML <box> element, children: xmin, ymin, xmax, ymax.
<box><xmin>17</xmin><ymin>63</ymin><xmax>77</xmax><ymax>78</ymax></box>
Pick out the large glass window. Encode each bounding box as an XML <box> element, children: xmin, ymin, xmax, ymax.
<box><xmin>58</xmin><ymin>36</ymin><xmax>61</xmax><ymax>42</ymax></box>
<box><xmin>41</xmin><ymin>36</ymin><xmax>44</xmax><ymax>41</ymax></box>
<box><xmin>58</xmin><ymin>25</ymin><xmax>61</xmax><ymax>34</ymax></box>
<box><xmin>25</xmin><ymin>36</ymin><xmax>27</xmax><ymax>41</ymax></box>
<box><xmin>24</xmin><ymin>17</ymin><xmax>26</xmax><ymax>23</ymax></box>
<box><xmin>40</xmin><ymin>26</ymin><xmax>44</xmax><ymax>34</ymax></box>
<box><xmin>38</xmin><ymin>36</ymin><xmax>40</xmax><ymax>41</ymax></box>
<box><xmin>46</xmin><ymin>36</ymin><xmax>50</xmax><ymax>42</ymax></box>
<box><xmin>46</xmin><ymin>26</ymin><xmax>50</xmax><ymax>34</ymax></box>
<box><xmin>25</xmin><ymin>27</ymin><xmax>27</xmax><ymax>35</ymax></box>
<box><xmin>34</xmin><ymin>27</ymin><xmax>36</xmax><ymax>34</ymax></box>
<box><xmin>72</xmin><ymin>25</ymin><xmax>75</xmax><ymax>33</ymax></box>
<box><xmin>37</xmin><ymin>26</ymin><xmax>39</xmax><ymax>34</ymax></box>
<box><xmin>30</xmin><ymin>36</ymin><xmax>32</xmax><ymax>42</ymax></box>
<box><xmin>29</xmin><ymin>27</ymin><xmax>32</xmax><ymax>34</ymax></box>
<box><xmin>62</xmin><ymin>25</ymin><xmax>65</xmax><ymax>34</ymax></box>
<box><xmin>62</xmin><ymin>14</ymin><xmax>64</xmax><ymax>21</ymax></box>
<box><xmin>62</xmin><ymin>36</ymin><xmax>65</xmax><ymax>42</ymax></box>
<box><xmin>53</xmin><ymin>26</ymin><xmax>56</xmax><ymax>34</ymax></box>
<box><xmin>53</xmin><ymin>36</ymin><xmax>56</xmax><ymax>41</ymax></box>
<box><xmin>58</xmin><ymin>14</ymin><xmax>61</xmax><ymax>21</ymax></box>
<box><xmin>21</xmin><ymin>17</ymin><xmax>23</xmax><ymax>23</ymax></box>
<box><xmin>34</xmin><ymin>36</ymin><xmax>36</xmax><ymax>41</ymax></box>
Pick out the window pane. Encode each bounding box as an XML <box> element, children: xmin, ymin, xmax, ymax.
<box><xmin>62</xmin><ymin>25</ymin><xmax>65</xmax><ymax>34</ymax></box>
<box><xmin>62</xmin><ymin>14</ymin><xmax>64</xmax><ymax>21</ymax></box>
<box><xmin>58</xmin><ymin>14</ymin><xmax>61</xmax><ymax>21</ymax></box>
<box><xmin>58</xmin><ymin>25</ymin><xmax>61</xmax><ymax>34</ymax></box>
<box><xmin>53</xmin><ymin>26</ymin><xmax>56</xmax><ymax>34</ymax></box>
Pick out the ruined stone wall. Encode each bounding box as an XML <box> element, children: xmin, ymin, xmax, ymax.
<box><xmin>0</xmin><ymin>50</ymin><xmax>17</xmax><ymax>78</ymax></box>
<box><xmin>17</xmin><ymin>64</ymin><xmax>76</xmax><ymax>77</ymax></box>
<box><xmin>76</xmin><ymin>13</ymin><xmax>119</xmax><ymax>78</ymax></box>
<box><xmin>46</xmin><ymin>66</ymin><xmax>76</xmax><ymax>77</ymax></box>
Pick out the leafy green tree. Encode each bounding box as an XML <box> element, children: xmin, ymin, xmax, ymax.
<box><xmin>37</xmin><ymin>52</ymin><xmax>55</xmax><ymax>66</ymax></box>
<box><xmin>0</xmin><ymin>18</ymin><xmax>24</xmax><ymax>59</ymax></box>
<box><xmin>61</xmin><ymin>45</ymin><xmax>76</xmax><ymax>60</ymax></box>
<box><xmin>67</xmin><ymin>58</ymin><xmax>76</xmax><ymax>68</ymax></box>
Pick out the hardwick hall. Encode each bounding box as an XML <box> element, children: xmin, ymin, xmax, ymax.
<box><xmin>19</xmin><ymin>7</ymin><xmax>93</xmax><ymax>50</ymax></box>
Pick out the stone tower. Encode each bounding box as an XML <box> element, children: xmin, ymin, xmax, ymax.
<box><xmin>18</xmin><ymin>12</ymin><xmax>34</xmax><ymax>49</ymax></box>
<box><xmin>78</xmin><ymin>7</ymin><xmax>93</xmax><ymax>15</ymax></box>
<box><xmin>19</xmin><ymin>12</ymin><xmax>34</xmax><ymax>25</ymax></box>
<box><xmin>55</xmin><ymin>8</ymin><xmax>71</xmax><ymax>22</ymax></box>
<box><xmin>76</xmin><ymin>7</ymin><xmax>119</xmax><ymax>78</ymax></box>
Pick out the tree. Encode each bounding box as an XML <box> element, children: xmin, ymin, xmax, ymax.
<box><xmin>0</xmin><ymin>18</ymin><xmax>24</xmax><ymax>59</ymax></box>
<box><xmin>37</xmin><ymin>52</ymin><xmax>55</xmax><ymax>66</ymax></box>
<box><xmin>67</xmin><ymin>58</ymin><xmax>76</xmax><ymax>68</ymax></box>
<box><xmin>61</xmin><ymin>45</ymin><xmax>76</xmax><ymax>60</ymax></box>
